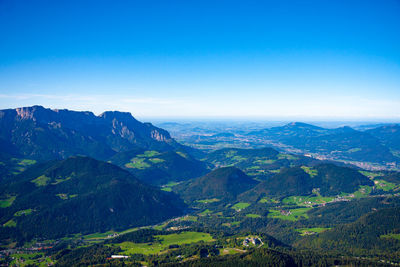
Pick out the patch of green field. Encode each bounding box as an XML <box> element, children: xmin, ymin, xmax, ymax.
<box><xmin>31</xmin><ymin>175</ymin><xmax>51</xmax><ymax>186</ymax></box>
<box><xmin>232</xmin><ymin>155</ymin><xmax>247</xmax><ymax>162</ymax></box>
<box><xmin>196</xmin><ymin>198</ymin><xmax>220</xmax><ymax>204</ymax></box>
<box><xmin>84</xmin><ymin>231</ymin><xmax>116</xmax><ymax>240</ymax></box>
<box><xmin>0</xmin><ymin>195</ymin><xmax>16</xmax><ymax>208</ymax></box>
<box><xmin>268</xmin><ymin>207</ymin><xmax>311</xmax><ymax>221</ymax></box>
<box><xmin>176</xmin><ymin>151</ymin><xmax>189</xmax><ymax>159</ymax></box>
<box><xmin>247</xmin><ymin>166</ymin><xmax>260</xmax><ymax>170</ymax></box>
<box><xmin>180</xmin><ymin>215</ymin><xmax>198</xmax><ymax>222</ymax></box>
<box><xmin>161</xmin><ymin>181</ymin><xmax>180</xmax><ymax>192</ymax></box>
<box><xmin>296</xmin><ymin>227</ymin><xmax>330</xmax><ymax>236</ymax></box>
<box><xmin>10</xmin><ymin>252</ymin><xmax>53</xmax><ymax>267</ymax></box>
<box><xmin>117</xmin><ymin>231</ymin><xmax>214</xmax><ymax>255</ymax></box>
<box><xmin>3</xmin><ymin>219</ymin><xmax>16</xmax><ymax>227</ymax></box>
<box><xmin>258</xmin><ymin>197</ymin><xmax>279</xmax><ymax>204</ymax></box>
<box><xmin>225</xmin><ymin>150</ymin><xmax>238</xmax><ymax>158</ymax></box>
<box><xmin>359</xmin><ymin>171</ymin><xmax>384</xmax><ymax>179</ymax></box>
<box><xmin>352</xmin><ymin>185</ymin><xmax>373</xmax><ymax>198</ymax></box>
<box><xmin>137</xmin><ymin>150</ymin><xmax>161</xmax><ymax>158</ymax></box>
<box><xmin>347</xmin><ymin>148</ymin><xmax>362</xmax><ymax>153</ymax></box>
<box><xmin>374</xmin><ymin>179</ymin><xmax>399</xmax><ymax>191</ymax></box>
<box><xmin>277</xmin><ymin>153</ymin><xmax>299</xmax><ymax>160</ymax></box>
<box><xmin>161</xmin><ymin>187</ymin><xmax>172</xmax><ymax>192</ymax></box>
<box><xmin>199</xmin><ymin>209</ymin><xmax>212</xmax><ymax>215</ymax></box>
<box><xmin>148</xmin><ymin>158</ymin><xmax>165</xmax><ymax>163</ymax></box>
<box><xmin>14</xmin><ymin>209</ymin><xmax>33</xmax><ymax>217</ymax></box>
<box><xmin>269</xmin><ymin>169</ymin><xmax>281</xmax><ymax>173</ymax></box>
<box><xmin>220</xmin><ymin>248</ymin><xmax>242</xmax><ymax>255</ymax></box>
<box><xmin>301</xmin><ymin>166</ymin><xmax>318</xmax><ymax>177</ymax></box>
<box><xmin>18</xmin><ymin>159</ymin><xmax>37</xmax><ymax>166</ymax></box>
<box><xmin>232</xmin><ymin>202</ymin><xmax>250</xmax><ymax>211</ymax></box>
<box><xmin>282</xmin><ymin>195</ymin><xmax>334</xmax><ymax>206</ymax></box>
<box><xmin>254</xmin><ymin>159</ymin><xmax>276</xmax><ymax>165</ymax></box>
<box><xmin>125</xmin><ymin>158</ymin><xmax>151</xmax><ymax>169</ymax></box>
<box><xmin>56</xmin><ymin>193</ymin><xmax>77</xmax><ymax>200</ymax></box>
<box><xmin>52</xmin><ymin>175</ymin><xmax>73</xmax><ymax>185</ymax></box>
<box><xmin>246</xmin><ymin>214</ymin><xmax>261</xmax><ymax>218</ymax></box>
<box><xmin>381</xmin><ymin>233</ymin><xmax>400</xmax><ymax>240</ymax></box>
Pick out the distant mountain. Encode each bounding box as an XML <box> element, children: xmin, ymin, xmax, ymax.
<box><xmin>173</xmin><ymin>167</ymin><xmax>258</xmax><ymax>202</ymax></box>
<box><xmin>366</xmin><ymin>124</ymin><xmax>400</xmax><ymax>151</ymax></box>
<box><xmin>0</xmin><ymin>106</ymin><xmax>189</xmax><ymax>161</ymax></box>
<box><xmin>108</xmin><ymin>149</ymin><xmax>209</xmax><ymax>185</ymax></box>
<box><xmin>248</xmin><ymin>122</ymin><xmax>398</xmax><ymax>164</ymax></box>
<box><xmin>0</xmin><ymin>156</ymin><xmax>185</xmax><ymax>242</ymax></box>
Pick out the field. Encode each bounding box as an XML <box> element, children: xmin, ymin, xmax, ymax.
<box><xmin>246</xmin><ymin>214</ymin><xmax>261</xmax><ymax>218</ymax></box>
<box><xmin>161</xmin><ymin>181</ymin><xmax>180</xmax><ymax>192</ymax></box>
<box><xmin>381</xmin><ymin>233</ymin><xmax>400</xmax><ymax>241</ymax></box>
<box><xmin>0</xmin><ymin>195</ymin><xmax>16</xmax><ymax>208</ymax></box>
<box><xmin>115</xmin><ymin>231</ymin><xmax>214</xmax><ymax>255</ymax></box>
<box><xmin>300</xmin><ymin>166</ymin><xmax>318</xmax><ymax>177</ymax></box>
<box><xmin>196</xmin><ymin>198</ymin><xmax>220</xmax><ymax>203</ymax></box>
<box><xmin>31</xmin><ymin>175</ymin><xmax>50</xmax><ymax>186</ymax></box>
<box><xmin>374</xmin><ymin>179</ymin><xmax>399</xmax><ymax>191</ymax></box>
<box><xmin>14</xmin><ymin>209</ymin><xmax>33</xmax><ymax>217</ymax></box>
<box><xmin>296</xmin><ymin>227</ymin><xmax>330</xmax><ymax>236</ymax></box>
<box><xmin>282</xmin><ymin>195</ymin><xmax>334</xmax><ymax>206</ymax></box>
<box><xmin>9</xmin><ymin>252</ymin><xmax>53</xmax><ymax>267</ymax></box>
<box><xmin>231</xmin><ymin>202</ymin><xmax>250</xmax><ymax>211</ymax></box>
<box><xmin>268</xmin><ymin>207</ymin><xmax>311</xmax><ymax>221</ymax></box>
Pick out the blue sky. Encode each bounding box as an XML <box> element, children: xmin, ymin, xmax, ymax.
<box><xmin>0</xmin><ymin>0</ymin><xmax>399</xmax><ymax>120</ymax></box>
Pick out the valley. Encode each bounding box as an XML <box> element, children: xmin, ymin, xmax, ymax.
<box><xmin>1</xmin><ymin>107</ymin><xmax>400</xmax><ymax>266</ymax></box>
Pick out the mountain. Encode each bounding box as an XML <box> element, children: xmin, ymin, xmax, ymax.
<box><xmin>248</xmin><ymin>122</ymin><xmax>398</xmax><ymax>164</ymax></box>
<box><xmin>173</xmin><ymin>167</ymin><xmax>258</xmax><ymax>202</ymax></box>
<box><xmin>241</xmin><ymin>167</ymin><xmax>313</xmax><ymax>201</ymax></box>
<box><xmin>241</xmin><ymin>164</ymin><xmax>373</xmax><ymax>201</ymax></box>
<box><xmin>0</xmin><ymin>106</ymin><xmax>188</xmax><ymax>161</ymax></box>
<box><xmin>366</xmin><ymin>124</ymin><xmax>400</xmax><ymax>151</ymax></box>
<box><xmin>312</xmin><ymin>164</ymin><xmax>373</xmax><ymax>196</ymax></box>
<box><xmin>0</xmin><ymin>156</ymin><xmax>185</xmax><ymax>242</ymax></box>
<box><xmin>297</xmin><ymin>207</ymin><xmax>400</xmax><ymax>254</ymax></box>
<box><xmin>108</xmin><ymin>149</ymin><xmax>209</xmax><ymax>185</ymax></box>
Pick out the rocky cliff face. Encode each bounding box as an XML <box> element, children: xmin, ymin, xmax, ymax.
<box><xmin>0</xmin><ymin>106</ymin><xmax>182</xmax><ymax>161</ymax></box>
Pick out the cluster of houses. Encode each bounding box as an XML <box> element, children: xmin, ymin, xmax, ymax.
<box><xmin>242</xmin><ymin>237</ymin><xmax>262</xmax><ymax>247</ymax></box>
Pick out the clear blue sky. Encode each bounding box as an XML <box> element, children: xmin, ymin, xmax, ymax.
<box><xmin>0</xmin><ymin>0</ymin><xmax>399</xmax><ymax>120</ymax></box>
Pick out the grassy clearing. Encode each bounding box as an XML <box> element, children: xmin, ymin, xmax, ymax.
<box><xmin>196</xmin><ymin>198</ymin><xmax>220</xmax><ymax>204</ymax></box>
<box><xmin>282</xmin><ymin>195</ymin><xmax>334</xmax><ymax>206</ymax></box>
<box><xmin>254</xmin><ymin>159</ymin><xmax>276</xmax><ymax>165</ymax></box>
<box><xmin>301</xmin><ymin>166</ymin><xmax>318</xmax><ymax>177</ymax></box>
<box><xmin>180</xmin><ymin>215</ymin><xmax>198</xmax><ymax>222</ymax></box>
<box><xmin>359</xmin><ymin>171</ymin><xmax>384</xmax><ymax>179</ymax></box>
<box><xmin>138</xmin><ymin>151</ymin><xmax>161</xmax><ymax>158</ymax></box>
<box><xmin>352</xmin><ymin>185</ymin><xmax>372</xmax><ymax>198</ymax></box>
<box><xmin>31</xmin><ymin>175</ymin><xmax>51</xmax><ymax>186</ymax></box>
<box><xmin>18</xmin><ymin>159</ymin><xmax>37</xmax><ymax>166</ymax></box>
<box><xmin>199</xmin><ymin>209</ymin><xmax>212</xmax><ymax>215</ymax></box>
<box><xmin>381</xmin><ymin>233</ymin><xmax>400</xmax><ymax>240</ymax></box>
<box><xmin>52</xmin><ymin>176</ymin><xmax>72</xmax><ymax>185</ymax></box>
<box><xmin>268</xmin><ymin>208</ymin><xmax>311</xmax><ymax>221</ymax></box>
<box><xmin>374</xmin><ymin>179</ymin><xmax>399</xmax><ymax>191</ymax></box>
<box><xmin>14</xmin><ymin>209</ymin><xmax>33</xmax><ymax>217</ymax></box>
<box><xmin>176</xmin><ymin>151</ymin><xmax>189</xmax><ymax>159</ymax></box>
<box><xmin>220</xmin><ymin>248</ymin><xmax>242</xmax><ymax>255</ymax></box>
<box><xmin>161</xmin><ymin>181</ymin><xmax>180</xmax><ymax>192</ymax></box>
<box><xmin>232</xmin><ymin>202</ymin><xmax>250</xmax><ymax>211</ymax></box>
<box><xmin>10</xmin><ymin>252</ymin><xmax>53</xmax><ymax>267</ymax></box>
<box><xmin>117</xmin><ymin>232</ymin><xmax>214</xmax><ymax>255</ymax></box>
<box><xmin>0</xmin><ymin>195</ymin><xmax>16</xmax><ymax>208</ymax></box>
<box><xmin>259</xmin><ymin>197</ymin><xmax>279</xmax><ymax>204</ymax></box>
<box><xmin>246</xmin><ymin>214</ymin><xmax>261</xmax><ymax>218</ymax></box>
<box><xmin>296</xmin><ymin>227</ymin><xmax>330</xmax><ymax>236</ymax></box>
<box><xmin>83</xmin><ymin>231</ymin><xmax>116</xmax><ymax>240</ymax></box>
<box><xmin>3</xmin><ymin>219</ymin><xmax>17</xmax><ymax>227</ymax></box>
<box><xmin>149</xmin><ymin>158</ymin><xmax>165</xmax><ymax>163</ymax></box>
<box><xmin>125</xmin><ymin>158</ymin><xmax>151</xmax><ymax>169</ymax></box>
<box><xmin>277</xmin><ymin>153</ymin><xmax>299</xmax><ymax>160</ymax></box>
<box><xmin>161</xmin><ymin>187</ymin><xmax>172</xmax><ymax>192</ymax></box>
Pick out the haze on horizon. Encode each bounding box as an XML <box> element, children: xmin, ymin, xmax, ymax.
<box><xmin>1</xmin><ymin>0</ymin><xmax>400</xmax><ymax>121</ymax></box>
